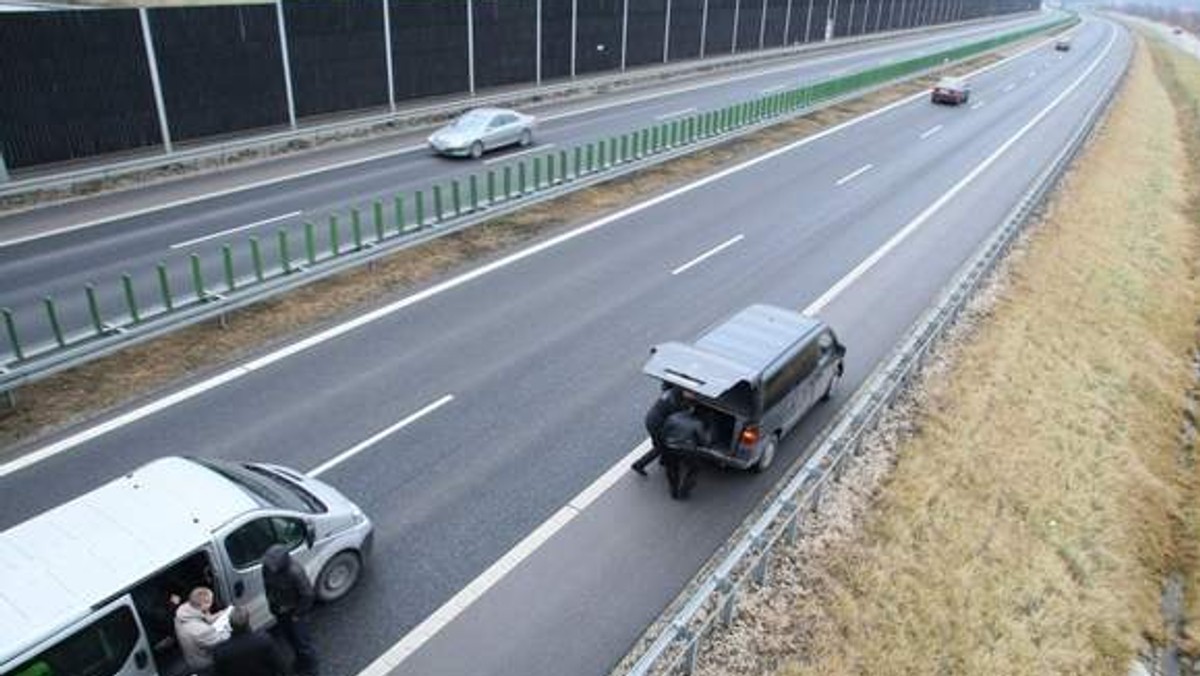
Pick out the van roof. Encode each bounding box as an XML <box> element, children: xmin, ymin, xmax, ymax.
<box><xmin>0</xmin><ymin>457</ymin><xmax>259</xmax><ymax>664</ymax></box>
<box><xmin>695</xmin><ymin>304</ymin><xmax>822</xmax><ymax>373</ymax></box>
<box><xmin>643</xmin><ymin>305</ymin><xmax>823</xmax><ymax>399</ymax></box>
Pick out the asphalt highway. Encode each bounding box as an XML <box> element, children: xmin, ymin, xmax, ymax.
<box><xmin>0</xmin><ymin>11</ymin><xmax>1052</xmax><ymax>358</ymax></box>
<box><xmin>0</xmin><ymin>13</ymin><xmax>1129</xmax><ymax>676</ymax></box>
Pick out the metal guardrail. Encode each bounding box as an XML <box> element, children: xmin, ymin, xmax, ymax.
<box><xmin>617</xmin><ymin>18</ymin><xmax>1124</xmax><ymax>676</ymax></box>
<box><xmin>0</xmin><ymin>17</ymin><xmax>1073</xmax><ymax>397</ymax></box>
<box><xmin>0</xmin><ymin>11</ymin><xmax>1044</xmax><ymax>198</ymax></box>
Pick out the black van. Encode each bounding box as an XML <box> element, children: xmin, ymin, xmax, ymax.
<box><xmin>642</xmin><ymin>305</ymin><xmax>846</xmax><ymax>472</ymax></box>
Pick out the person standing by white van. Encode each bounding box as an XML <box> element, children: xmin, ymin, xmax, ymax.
<box><xmin>174</xmin><ymin>587</ymin><xmax>230</xmax><ymax>674</ymax></box>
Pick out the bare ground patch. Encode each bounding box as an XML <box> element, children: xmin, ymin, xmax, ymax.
<box><xmin>689</xmin><ymin>32</ymin><xmax>1200</xmax><ymax>676</ymax></box>
<box><xmin>0</xmin><ymin>48</ymin><xmax>1016</xmax><ymax>458</ymax></box>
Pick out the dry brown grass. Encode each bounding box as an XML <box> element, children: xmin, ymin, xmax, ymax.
<box><xmin>693</xmin><ymin>33</ymin><xmax>1200</xmax><ymax>676</ymax></box>
<box><xmin>0</xmin><ymin>48</ymin><xmax>1014</xmax><ymax>455</ymax></box>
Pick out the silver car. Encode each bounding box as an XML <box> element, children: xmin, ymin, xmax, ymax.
<box><xmin>428</xmin><ymin>107</ymin><xmax>537</xmax><ymax>159</ymax></box>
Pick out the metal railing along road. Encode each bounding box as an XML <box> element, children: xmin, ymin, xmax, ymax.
<box><xmin>617</xmin><ymin>18</ymin><xmax>1123</xmax><ymax>676</ymax></box>
<box><xmin>0</xmin><ymin>17</ymin><xmax>1074</xmax><ymax>397</ymax></box>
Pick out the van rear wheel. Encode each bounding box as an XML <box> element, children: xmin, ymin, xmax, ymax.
<box><xmin>316</xmin><ymin>551</ymin><xmax>362</xmax><ymax>603</ymax></box>
<box><xmin>753</xmin><ymin>436</ymin><xmax>778</xmax><ymax>473</ymax></box>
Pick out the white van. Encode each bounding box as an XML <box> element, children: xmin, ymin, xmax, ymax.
<box><xmin>0</xmin><ymin>456</ymin><xmax>373</xmax><ymax>676</ymax></box>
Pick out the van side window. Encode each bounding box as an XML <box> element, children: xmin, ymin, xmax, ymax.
<box><xmin>225</xmin><ymin>517</ymin><xmax>307</xmax><ymax>570</ymax></box>
<box><xmin>763</xmin><ymin>340</ymin><xmax>823</xmax><ymax>409</ymax></box>
<box><xmin>5</xmin><ymin>606</ymin><xmax>140</xmax><ymax>676</ymax></box>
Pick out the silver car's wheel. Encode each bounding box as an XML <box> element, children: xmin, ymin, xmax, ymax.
<box><xmin>315</xmin><ymin>551</ymin><xmax>361</xmax><ymax>603</ymax></box>
<box><xmin>519</xmin><ymin>129</ymin><xmax>533</xmax><ymax>147</ymax></box>
<box><xmin>469</xmin><ymin>141</ymin><xmax>484</xmax><ymax>159</ymax></box>
<box><xmin>753</xmin><ymin>436</ymin><xmax>778</xmax><ymax>473</ymax></box>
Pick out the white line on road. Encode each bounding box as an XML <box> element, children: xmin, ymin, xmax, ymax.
<box><xmin>919</xmin><ymin>124</ymin><xmax>943</xmax><ymax>139</ymax></box>
<box><xmin>654</xmin><ymin>108</ymin><xmax>697</xmax><ymax>121</ymax></box>
<box><xmin>835</xmin><ymin>163</ymin><xmax>874</xmax><ymax>186</ymax></box>
<box><xmin>307</xmin><ymin>395</ymin><xmax>454</xmax><ymax>478</ymax></box>
<box><xmin>760</xmin><ymin>84</ymin><xmax>787</xmax><ymax>94</ymax></box>
<box><xmin>971</xmin><ymin>101</ymin><xmax>985</xmax><ymax>110</ymax></box>
<box><xmin>0</xmin><ymin>20</ymin><xmax>1071</xmax><ymax>481</ymax></box>
<box><xmin>670</xmin><ymin>234</ymin><xmax>745</xmax><ymax>275</ymax></box>
<box><xmin>1028</xmin><ymin>70</ymin><xmax>1038</xmax><ymax>78</ymax></box>
<box><xmin>1003</xmin><ymin>82</ymin><xmax>1017</xmax><ymax>92</ymax></box>
<box><xmin>169</xmin><ymin>211</ymin><xmax>302</xmax><ymax>249</ymax></box>
<box><xmin>482</xmin><ymin>144</ymin><xmax>555</xmax><ymax>165</ymax></box>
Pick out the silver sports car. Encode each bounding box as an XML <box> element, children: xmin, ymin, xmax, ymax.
<box><xmin>428</xmin><ymin>107</ymin><xmax>537</xmax><ymax>159</ymax></box>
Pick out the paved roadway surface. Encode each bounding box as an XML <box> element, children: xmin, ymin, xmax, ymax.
<box><xmin>0</xmin><ymin>11</ymin><xmax>1052</xmax><ymax>356</ymax></box>
<box><xmin>0</xmin><ymin>14</ymin><xmax>1129</xmax><ymax>676</ymax></box>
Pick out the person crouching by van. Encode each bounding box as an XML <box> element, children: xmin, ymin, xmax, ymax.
<box><xmin>212</xmin><ymin>606</ymin><xmax>287</xmax><ymax>676</ymax></box>
<box><xmin>262</xmin><ymin>544</ymin><xmax>318</xmax><ymax>676</ymax></box>
<box><xmin>661</xmin><ymin>407</ymin><xmax>707</xmax><ymax>500</ymax></box>
<box><xmin>632</xmin><ymin>386</ymin><xmax>685</xmax><ymax>476</ymax></box>
<box><xmin>174</xmin><ymin>587</ymin><xmax>231</xmax><ymax>675</ymax></box>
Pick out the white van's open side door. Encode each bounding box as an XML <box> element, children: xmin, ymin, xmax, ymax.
<box><xmin>215</xmin><ymin>515</ymin><xmax>314</xmax><ymax>629</ymax></box>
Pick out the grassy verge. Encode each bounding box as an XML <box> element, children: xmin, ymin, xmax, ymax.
<box><xmin>694</xmin><ymin>31</ymin><xmax>1200</xmax><ymax>676</ymax></box>
<box><xmin>0</xmin><ymin>43</ymin><xmax>1029</xmax><ymax>455</ymax></box>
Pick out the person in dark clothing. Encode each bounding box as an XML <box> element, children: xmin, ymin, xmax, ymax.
<box><xmin>261</xmin><ymin>545</ymin><xmax>317</xmax><ymax>676</ymax></box>
<box><xmin>632</xmin><ymin>387</ymin><xmax>685</xmax><ymax>476</ymax></box>
<box><xmin>660</xmin><ymin>407</ymin><xmax>707</xmax><ymax>499</ymax></box>
<box><xmin>212</xmin><ymin>606</ymin><xmax>287</xmax><ymax>676</ymax></box>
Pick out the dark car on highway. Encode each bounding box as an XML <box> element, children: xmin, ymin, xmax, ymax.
<box><xmin>931</xmin><ymin>77</ymin><xmax>971</xmax><ymax>105</ymax></box>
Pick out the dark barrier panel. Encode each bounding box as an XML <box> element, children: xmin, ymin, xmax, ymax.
<box><xmin>832</xmin><ymin>0</ymin><xmax>853</xmax><ymax>36</ymax></box>
<box><xmin>668</xmin><ymin>0</ymin><xmax>704</xmax><ymax>60</ymax></box>
<box><xmin>736</xmin><ymin>0</ymin><xmax>764</xmax><ymax>50</ymax></box>
<box><xmin>705</xmin><ymin>0</ymin><xmax>737</xmax><ymax>54</ymax></box>
<box><xmin>391</xmin><ymin>0</ymin><xmax>468</xmax><ymax>100</ymax></box>
<box><xmin>286</xmin><ymin>0</ymin><xmax>387</xmax><ymax>119</ymax></box>
<box><xmin>0</xmin><ymin>10</ymin><xmax>159</xmax><ymax>169</ymax></box>
<box><xmin>577</xmin><ymin>0</ymin><xmax>622</xmax><ymax>74</ymax></box>
<box><xmin>542</xmin><ymin>0</ymin><xmax>572</xmax><ymax>79</ymax></box>
<box><xmin>798</xmin><ymin>0</ymin><xmax>827</xmax><ymax>42</ymax></box>
<box><xmin>763</xmin><ymin>0</ymin><xmax>789</xmax><ymax>47</ymax></box>
<box><xmin>152</xmin><ymin>6</ymin><xmax>288</xmax><ymax>143</ymax></box>
<box><xmin>627</xmin><ymin>0</ymin><xmax>668</xmax><ymax>66</ymax></box>
<box><xmin>474</xmin><ymin>0</ymin><xmax>537</xmax><ymax>88</ymax></box>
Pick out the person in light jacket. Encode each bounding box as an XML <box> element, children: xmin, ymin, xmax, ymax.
<box><xmin>174</xmin><ymin>587</ymin><xmax>229</xmax><ymax>674</ymax></box>
<box><xmin>262</xmin><ymin>544</ymin><xmax>318</xmax><ymax>676</ymax></box>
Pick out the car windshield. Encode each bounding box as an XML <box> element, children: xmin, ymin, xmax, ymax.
<box><xmin>191</xmin><ymin>458</ymin><xmax>325</xmax><ymax>514</ymax></box>
<box><xmin>449</xmin><ymin>111</ymin><xmax>494</xmax><ymax>131</ymax></box>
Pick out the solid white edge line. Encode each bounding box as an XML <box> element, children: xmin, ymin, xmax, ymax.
<box><xmin>306</xmin><ymin>394</ymin><xmax>454</xmax><ymax>478</ymax></box>
<box><xmin>835</xmin><ymin>163</ymin><xmax>874</xmax><ymax>186</ymax></box>
<box><xmin>919</xmin><ymin>124</ymin><xmax>944</xmax><ymax>139</ymax></box>
<box><xmin>0</xmin><ymin>13</ymin><xmax>1074</xmax><ymax>483</ymax></box>
<box><xmin>805</xmin><ymin>23</ymin><xmax>1117</xmax><ymax>316</ymax></box>
<box><xmin>654</xmin><ymin>107</ymin><xmax>698</xmax><ymax>121</ymax></box>
<box><xmin>971</xmin><ymin>101</ymin><xmax>986</xmax><ymax>109</ymax></box>
<box><xmin>482</xmin><ymin>144</ymin><xmax>556</xmax><ymax>165</ymax></box>
<box><xmin>354</xmin><ymin>439</ymin><xmax>652</xmax><ymax>676</ymax></box>
<box><xmin>760</xmin><ymin>84</ymin><xmax>787</xmax><ymax>94</ymax></box>
<box><xmin>1003</xmin><ymin>82</ymin><xmax>1017</xmax><ymax>92</ymax></box>
<box><xmin>0</xmin><ymin>16</ymin><xmax>1050</xmax><ymax>250</ymax></box>
<box><xmin>670</xmin><ymin>234</ymin><xmax>745</xmax><ymax>275</ymax></box>
<box><xmin>356</xmin><ymin>23</ymin><xmax>1114</xmax><ymax>676</ymax></box>
<box><xmin>169</xmin><ymin>210</ymin><xmax>302</xmax><ymax>249</ymax></box>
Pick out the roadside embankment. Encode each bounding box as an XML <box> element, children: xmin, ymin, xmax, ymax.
<box><xmin>692</xmin><ymin>29</ymin><xmax>1200</xmax><ymax>676</ymax></box>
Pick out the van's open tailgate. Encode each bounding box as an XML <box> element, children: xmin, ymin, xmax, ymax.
<box><xmin>642</xmin><ymin>342</ymin><xmax>754</xmax><ymax>399</ymax></box>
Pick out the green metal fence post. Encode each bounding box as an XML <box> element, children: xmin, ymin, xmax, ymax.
<box><xmin>250</xmin><ymin>238</ymin><xmax>265</xmax><ymax>281</ymax></box>
<box><xmin>433</xmin><ymin>185</ymin><xmax>444</xmax><ymax>222</ymax></box>
<box><xmin>547</xmin><ymin>153</ymin><xmax>556</xmax><ymax>184</ymax></box>
<box><xmin>395</xmin><ymin>196</ymin><xmax>406</xmax><ymax>234</ymax></box>
<box><xmin>559</xmin><ymin>149</ymin><xmax>568</xmax><ymax>181</ymax></box>
<box><xmin>352</xmin><ymin>209</ymin><xmax>364</xmax><ymax>250</ymax></box>
<box><xmin>503</xmin><ymin>166</ymin><xmax>512</xmax><ymax>198</ymax></box>
<box><xmin>304</xmin><ymin>222</ymin><xmax>316</xmax><ymax>265</ymax></box>
<box><xmin>329</xmin><ymin>215</ymin><xmax>341</xmax><ymax>256</ymax></box>
<box><xmin>598</xmin><ymin>141</ymin><xmax>606</xmax><ymax>168</ymax></box>
<box><xmin>416</xmin><ymin>191</ymin><xmax>425</xmax><ymax>227</ymax></box>
<box><xmin>487</xmin><ymin>170</ymin><xmax>496</xmax><ymax>204</ymax></box>
<box><xmin>122</xmin><ymin>275</ymin><xmax>140</xmax><ymax>324</ymax></box>
<box><xmin>452</xmin><ymin>180</ymin><xmax>462</xmax><ymax>215</ymax></box>
<box><xmin>190</xmin><ymin>254</ymin><xmax>207</xmax><ymax>301</ymax></box>
<box><xmin>620</xmin><ymin>134</ymin><xmax>629</xmax><ymax>162</ymax></box>
<box><xmin>85</xmin><ymin>285</ymin><xmax>103</xmax><ymax>335</ymax></box>
<box><xmin>157</xmin><ymin>264</ymin><xmax>173</xmax><ymax>312</ymax></box>
<box><xmin>278</xmin><ymin>230</ymin><xmax>292</xmax><ymax>274</ymax></box>
<box><xmin>43</xmin><ymin>298</ymin><xmax>65</xmax><ymax>347</ymax></box>
<box><xmin>374</xmin><ymin>201</ymin><xmax>385</xmax><ymax>242</ymax></box>
<box><xmin>3</xmin><ymin>309</ymin><xmax>23</xmax><ymax>361</ymax></box>
<box><xmin>573</xmin><ymin>147</ymin><xmax>582</xmax><ymax>178</ymax></box>
<box><xmin>223</xmin><ymin>245</ymin><xmax>236</xmax><ymax>291</ymax></box>
<box><xmin>470</xmin><ymin>174</ymin><xmax>479</xmax><ymax>211</ymax></box>
<box><xmin>518</xmin><ymin>161</ymin><xmax>527</xmax><ymax>194</ymax></box>
<box><xmin>533</xmin><ymin>156</ymin><xmax>542</xmax><ymax>189</ymax></box>
<box><xmin>585</xmin><ymin>144</ymin><xmax>593</xmax><ymax>173</ymax></box>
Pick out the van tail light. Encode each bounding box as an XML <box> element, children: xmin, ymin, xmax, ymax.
<box><xmin>739</xmin><ymin>426</ymin><xmax>760</xmax><ymax>448</ymax></box>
